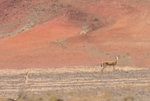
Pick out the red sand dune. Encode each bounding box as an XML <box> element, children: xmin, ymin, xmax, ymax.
<box><xmin>0</xmin><ymin>0</ymin><xmax>150</xmax><ymax>68</ymax></box>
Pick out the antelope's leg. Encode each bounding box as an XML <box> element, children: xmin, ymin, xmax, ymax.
<box><xmin>101</xmin><ymin>65</ymin><xmax>106</xmax><ymax>73</ymax></box>
<box><xmin>113</xmin><ymin>66</ymin><xmax>115</xmax><ymax>71</ymax></box>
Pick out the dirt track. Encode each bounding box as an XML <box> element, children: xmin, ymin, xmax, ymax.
<box><xmin>0</xmin><ymin>66</ymin><xmax>150</xmax><ymax>100</ymax></box>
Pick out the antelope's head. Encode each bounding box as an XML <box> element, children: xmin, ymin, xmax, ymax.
<box><xmin>116</xmin><ymin>56</ymin><xmax>119</xmax><ymax>60</ymax></box>
<box><xmin>25</xmin><ymin>71</ymin><xmax>29</xmax><ymax>76</ymax></box>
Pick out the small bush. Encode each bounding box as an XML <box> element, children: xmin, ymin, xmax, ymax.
<box><xmin>123</xmin><ymin>94</ymin><xmax>134</xmax><ymax>101</ymax></box>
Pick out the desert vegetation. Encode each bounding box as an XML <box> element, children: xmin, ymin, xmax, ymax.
<box><xmin>0</xmin><ymin>0</ymin><xmax>150</xmax><ymax>101</ymax></box>
<box><xmin>0</xmin><ymin>84</ymin><xmax>149</xmax><ymax>101</ymax></box>
<box><xmin>0</xmin><ymin>67</ymin><xmax>149</xmax><ymax>101</ymax></box>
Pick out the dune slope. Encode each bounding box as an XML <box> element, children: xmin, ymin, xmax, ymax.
<box><xmin>0</xmin><ymin>0</ymin><xmax>150</xmax><ymax>68</ymax></box>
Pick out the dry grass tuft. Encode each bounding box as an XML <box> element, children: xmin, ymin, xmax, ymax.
<box><xmin>68</xmin><ymin>92</ymin><xmax>113</xmax><ymax>101</ymax></box>
<box><xmin>69</xmin><ymin>97</ymin><xmax>88</xmax><ymax>101</ymax></box>
<box><xmin>123</xmin><ymin>94</ymin><xmax>134</xmax><ymax>101</ymax></box>
<box><xmin>65</xmin><ymin>91</ymin><xmax>75</xmax><ymax>95</ymax></box>
<box><xmin>49</xmin><ymin>96</ymin><xmax>63</xmax><ymax>101</ymax></box>
<box><xmin>0</xmin><ymin>98</ymin><xmax>7</xmax><ymax>101</ymax></box>
<box><xmin>99</xmin><ymin>93</ymin><xmax>113</xmax><ymax>99</ymax></box>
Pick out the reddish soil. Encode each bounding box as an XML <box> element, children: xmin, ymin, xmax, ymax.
<box><xmin>0</xmin><ymin>0</ymin><xmax>150</xmax><ymax>68</ymax></box>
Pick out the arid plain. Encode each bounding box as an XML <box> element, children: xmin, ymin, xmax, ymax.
<box><xmin>0</xmin><ymin>0</ymin><xmax>150</xmax><ymax>101</ymax></box>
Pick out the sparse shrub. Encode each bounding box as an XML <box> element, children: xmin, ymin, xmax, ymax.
<box><xmin>66</xmin><ymin>91</ymin><xmax>75</xmax><ymax>95</ymax></box>
<box><xmin>123</xmin><ymin>94</ymin><xmax>134</xmax><ymax>101</ymax></box>
<box><xmin>49</xmin><ymin>96</ymin><xmax>63</xmax><ymax>101</ymax></box>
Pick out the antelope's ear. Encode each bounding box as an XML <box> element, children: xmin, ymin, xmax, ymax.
<box><xmin>116</xmin><ymin>56</ymin><xmax>119</xmax><ymax>60</ymax></box>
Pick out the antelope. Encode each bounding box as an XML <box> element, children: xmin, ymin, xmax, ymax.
<box><xmin>101</xmin><ymin>56</ymin><xmax>119</xmax><ymax>73</ymax></box>
<box><xmin>24</xmin><ymin>71</ymin><xmax>29</xmax><ymax>85</ymax></box>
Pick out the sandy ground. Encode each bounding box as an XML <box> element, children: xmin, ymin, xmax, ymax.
<box><xmin>0</xmin><ymin>1</ymin><xmax>150</xmax><ymax>100</ymax></box>
<box><xmin>0</xmin><ymin>66</ymin><xmax>149</xmax><ymax>101</ymax></box>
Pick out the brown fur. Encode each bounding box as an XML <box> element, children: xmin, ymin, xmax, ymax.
<box><xmin>101</xmin><ymin>56</ymin><xmax>118</xmax><ymax>72</ymax></box>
